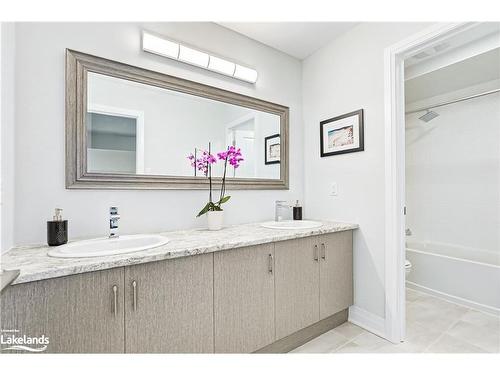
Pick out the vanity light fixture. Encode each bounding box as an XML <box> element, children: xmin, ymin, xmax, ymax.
<box><xmin>141</xmin><ymin>31</ymin><xmax>258</xmax><ymax>84</ymax></box>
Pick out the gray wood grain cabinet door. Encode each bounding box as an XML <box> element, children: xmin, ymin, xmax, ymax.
<box><xmin>214</xmin><ymin>244</ymin><xmax>275</xmax><ymax>353</ymax></box>
<box><xmin>275</xmin><ymin>237</ymin><xmax>320</xmax><ymax>340</ymax></box>
<box><xmin>124</xmin><ymin>253</ymin><xmax>214</xmax><ymax>353</ymax></box>
<box><xmin>0</xmin><ymin>268</ymin><xmax>125</xmax><ymax>353</ymax></box>
<box><xmin>319</xmin><ymin>231</ymin><xmax>353</xmax><ymax>320</ymax></box>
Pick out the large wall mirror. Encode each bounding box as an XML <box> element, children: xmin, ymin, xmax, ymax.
<box><xmin>66</xmin><ymin>50</ymin><xmax>289</xmax><ymax>189</ymax></box>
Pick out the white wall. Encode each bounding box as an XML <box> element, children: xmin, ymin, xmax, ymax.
<box><xmin>1</xmin><ymin>23</ymin><xmax>15</xmax><ymax>253</ymax></box>
<box><xmin>12</xmin><ymin>22</ymin><xmax>303</xmax><ymax>245</ymax></box>
<box><xmin>302</xmin><ymin>23</ymin><xmax>432</xmax><ymax>319</ymax></box>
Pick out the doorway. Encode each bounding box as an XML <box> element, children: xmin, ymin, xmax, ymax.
<box><xmin>384</xmin><ymin>22</ymin><xmax>500</xmax><ymax>344</ymax></box>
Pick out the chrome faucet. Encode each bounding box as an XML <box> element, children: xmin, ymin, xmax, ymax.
<box><xmin>109</xmin><ymin>207</ymin><xmax>120</xmax><ymax>238</ymax></box>
<box><xmin>275</xmin><ymin>200</ymin><xmax>292</xmax><ymax>222</ymax></box>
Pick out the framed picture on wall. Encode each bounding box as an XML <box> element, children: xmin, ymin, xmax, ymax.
<box><xmin>264</xmin><ymin>134</ymin><xmax>280</xmax><ymax>165</ymax></box>
<box><xmin>320</xmin><ymin>109</ymin><xmax>364</xmax><ymax>157</ymax></box>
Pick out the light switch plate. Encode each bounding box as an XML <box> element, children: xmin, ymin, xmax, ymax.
<box><xmin>331</xmin><ymin>182</ymin><xmax>338</xmax><ymax>196</ymax></box>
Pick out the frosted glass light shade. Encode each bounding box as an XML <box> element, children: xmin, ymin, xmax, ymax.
<box><xmin>142</xmin><ymin>32</ymin><xmax>179</xmax><ymax>59</ymax></box>
<box><xmin>179</xmin><ymin>45</ymin><xmax>209</xmax><ymax>68</ymax></box>
<box><xmin>234</xmin><ymin>64</ymin><xmax>258</xmax><ymax>83</ymax></box>
<box><xmin>208</xmin><ymin>56</ymin><xmax>236</xmax><ymax>75</ymax></box>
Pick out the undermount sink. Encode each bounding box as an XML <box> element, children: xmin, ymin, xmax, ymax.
<box><xmin>47</xmin><ymin>234</ymin><xmax>170</xmax><ymax>258</ymax></box>
<box><xmin>260</xmin><ymin>220</ymin><xmax>323</xmax><ymax>230</ymax></box>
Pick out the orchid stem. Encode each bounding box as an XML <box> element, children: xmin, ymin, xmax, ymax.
<box><xmin>208</xmin><ymin>142</ymin><xmax>212</xmax><ymax>205</ymax></box>
<box><xmin>220</xmin><ymin>148</ymin><xmax>228</xmax><ymax>204</ymax></box>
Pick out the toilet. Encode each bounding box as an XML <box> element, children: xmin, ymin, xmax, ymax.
<box><xmin>405</xmin><ymin>259</ymin><xmax>412</xmax><ymax>276</ymax></box>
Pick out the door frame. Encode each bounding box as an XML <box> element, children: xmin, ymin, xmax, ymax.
<box><xmin>383</xmin><ymin>22</ymin><xmax>476</xmax><ymax>343</ymax></box>
<box><xmin>87</xmin><ymin>103</ymin><xmax>145</xmax><ymax>174</ymax></box>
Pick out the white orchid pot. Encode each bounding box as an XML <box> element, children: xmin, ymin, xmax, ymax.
<box><xmin>207</xmin><ymin>211</ymin><xmax>224</xmax><ymax>231</ymax></box>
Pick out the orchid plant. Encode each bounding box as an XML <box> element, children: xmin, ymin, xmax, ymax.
<box><xmin>188</xmin><ymin>144</ymin><xmax>244</xmax><ymax>217</ymax></box>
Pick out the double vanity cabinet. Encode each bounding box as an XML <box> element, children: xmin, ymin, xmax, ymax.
<box><xmin>0</xmin><ymin>226</ymin><xmax>354</xmax><ymax>353</ymax></box>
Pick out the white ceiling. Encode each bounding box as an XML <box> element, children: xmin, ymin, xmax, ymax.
<box><xmin>405</xmin><ymin>47</ymin><xmax>500</xmax><ymax>103</ymax></box>
<box><xmin>217</xmin><ymin>22</ymin><xmax>358</xmax><ymax>60</ymax></box>
<box><xmin>405</xmin><ymin>23</ymin><xmax>500</xmax><ymax>68</ymax></box>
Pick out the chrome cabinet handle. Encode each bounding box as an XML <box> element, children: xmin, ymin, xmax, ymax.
<box><xmin>132</xmin><ymin>280</ymin><xmax>137</xmax><ymax>311</ymax></box>
<box><xmin>314</xmin><ymin>245</ymin><xmax>319</xmax><ymax>261</ymax></box>
<box><xmin>321</xmin><ymin>243</ymin><xmax>326</xmax><ymax>260</ymax></box>
<box><xmin>268</xmin><ymin>254</ymin><xmax>273</xmax><ymax>274</ymax></box>
<box><xmin>112</xmin><ymin>285</ymin><xmax>118</xmax><ymax>317</ymax></box>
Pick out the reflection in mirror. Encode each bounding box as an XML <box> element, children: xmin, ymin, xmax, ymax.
<box><xmin>86</xmin><ymin>72</ymin><xmax>281</xmax><ymax>179</ymax></box>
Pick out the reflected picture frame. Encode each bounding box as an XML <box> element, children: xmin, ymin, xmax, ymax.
<box><xmin>320</xmin><ymin>109</ymin><xmax>364</xmax><ymax>157</ymax></box>
<box><xmin>264</xmin><ymin>134</ymin><xmax>280</xmax><ymax>165</ymax></box>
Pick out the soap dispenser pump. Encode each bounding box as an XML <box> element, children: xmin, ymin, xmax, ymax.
<box><xmin>293</xmin><ymin>200</ymin><xmax>303</xmax><ymax>221</ymax></box>
<box><xmin>47</xmin><ymin>208</ymin><xmax>68</xmax><ymax>246</ymax></box>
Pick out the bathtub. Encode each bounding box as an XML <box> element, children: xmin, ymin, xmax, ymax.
<box><xmin>406</xmin><ymin>240</ymin><xmax>500</xmax><ymax>315</ymax></box>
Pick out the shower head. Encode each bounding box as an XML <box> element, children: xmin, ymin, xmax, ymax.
<box><xmin>418</xmin><ymin>110</ymin><xmax>439</xmax><ymax>123</ymax></box>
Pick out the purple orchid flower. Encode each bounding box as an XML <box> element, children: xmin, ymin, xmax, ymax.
<box><xmin>217</xmin><ymin>146</ymin><xmax>244</xmax><ymax>169</ymax></box>
<box><xmin>187</xmin><ymin>149</ymin><xmax>217</xmax><ymax>177</ymax></box>
<box><xmin>188</xmin><ymin>144</ymin><xmax>244</xmax><ymax>218</ymax></box>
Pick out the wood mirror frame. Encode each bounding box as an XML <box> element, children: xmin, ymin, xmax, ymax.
<box><xmin>66</xmin><ymin>49</ymin><xmax>289</xmax><ymax>190</ymax></box>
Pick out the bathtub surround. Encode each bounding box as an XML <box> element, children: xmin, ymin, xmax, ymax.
<box><xmin>7</xmin><ymin>22</ymin><xmax>303</xmax><ymax>247</ymax></box>
<box><xmin>405</xmin><ymin>82</ymin><xmax>500</xmax><ymax>257</ymax></box>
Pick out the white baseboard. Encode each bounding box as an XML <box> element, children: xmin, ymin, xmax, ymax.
<box><xmin>348</xmin><ymin>305</ymin><xmax>386</xmax><ymax>338</ymax></box>
<box><xmin>406</xmin><ymin>281</ymin><xmax>500</xmax><ymax>317</ymax></box>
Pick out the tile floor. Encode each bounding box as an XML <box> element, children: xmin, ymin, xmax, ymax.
<box><xmin>291</xmin><ymin>288</ymin><xmax>500</xmax><ymax>353</ymax></box>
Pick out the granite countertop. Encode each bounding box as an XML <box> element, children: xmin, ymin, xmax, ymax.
<box><xmin>0</xmin><ymin>220</ymin><xmax>358</xmax><ymax>286</ymax></box>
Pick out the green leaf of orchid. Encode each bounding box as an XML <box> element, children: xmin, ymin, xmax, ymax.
<box><xmin>196</xmin><ymin>202</ymin><xmax>211</xmax><ymax>217</ymax></box>
<box><xmin>217</xmin><ymin>196</ymin><xmax>231</xmax><ymax>205</ymax></box>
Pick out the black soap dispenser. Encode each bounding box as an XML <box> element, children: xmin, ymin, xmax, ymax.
<box><xmin>47</xmin><ymin>208</ymin><xmax>68</xmax><ymax>246</ymax></box>
<box><xmin>293</xmin><ymin>200</ymin><xmax>303</xmax><ymax>220</ymax></box>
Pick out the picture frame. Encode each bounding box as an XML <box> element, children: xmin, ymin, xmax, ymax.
<box><xmin>264</xmin><ymin>134</ymin><xmax>280</xmax><ymax>165</ymax></box>
<box><xmin>320</xmin><ymin>109</ymin><xmax>364</xmax><ymax>157</ymax></box>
